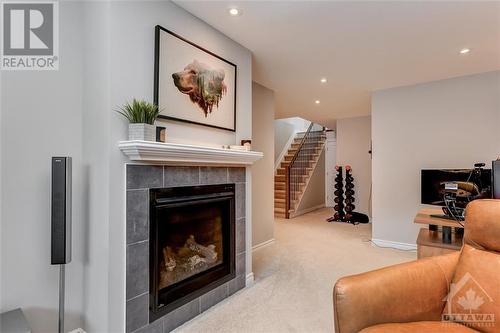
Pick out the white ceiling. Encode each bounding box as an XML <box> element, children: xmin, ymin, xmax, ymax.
<box><xmin>174</xmin><ymin>1</ymin><xmax>500</xmax><ymax>128</ymax></box>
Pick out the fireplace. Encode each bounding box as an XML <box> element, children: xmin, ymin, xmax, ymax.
<box><xmin>149</xmin><ymin>183</ymin><xmax>236</xmax><ymax>321</ymax></box>
<box><xmin>126</xmin><ymin>165</ymin><xmax>247</xmax><ymax>332</ymax></box>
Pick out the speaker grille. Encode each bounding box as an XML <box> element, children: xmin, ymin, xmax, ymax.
<box><xmin>51</xmin><ymin>157</ymin><xmax>71</xmax><ymax>264</ymax></box>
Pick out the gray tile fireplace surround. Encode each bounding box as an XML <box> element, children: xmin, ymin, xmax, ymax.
<box><xmin>126</xmin><ymin>165</ymin><xmax>247</xmax><ymax>333</ymax></box>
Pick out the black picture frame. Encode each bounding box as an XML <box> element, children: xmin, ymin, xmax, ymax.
<box><xmin>154</xmin><ymin>25</ymin><xmax>237</xmax><ymax>132</ymax></box>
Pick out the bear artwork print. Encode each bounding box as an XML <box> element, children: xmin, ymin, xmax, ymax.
<box><xmin>172</xmin><ymin>60</ymin><xmax>227</xmax><ymax>117</ymax></box>
<box><xmin>155</xmin><ymin>25</ymin><xmax>237</xmax><ymax>132</ymax></box>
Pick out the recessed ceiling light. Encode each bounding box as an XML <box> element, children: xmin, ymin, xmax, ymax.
<box><xmin>228</xmin><ymin>8</ymin><xmax>240</xmax><ymax>16</ymax></box>
<box><xmin>315</xmin><ymin>100</ymin><xmax>320</xmax><ymax>104</ymax></box>
<box><xmin>320</xmin><ymin>78</ymin><xmax>327</xmax><ymax>83</ymax></box>
<box><xmin>459</xmin><ymin>48</ymin><xmax>470</xmax><ymax>54</ymax></box>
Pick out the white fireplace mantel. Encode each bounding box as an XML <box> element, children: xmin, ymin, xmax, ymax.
<box><xmin>119</xmin><ymin>140</ymin><xmax>263</xmax><ymax>166</ymax></box>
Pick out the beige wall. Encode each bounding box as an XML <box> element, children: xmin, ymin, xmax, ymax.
<box><xmin>372</xmin><ymin>71</ymin><xmax>500</xmax><ymax>246</ymax></box>
<box><xmin>252</xmin><ymin>82</ymin><xmax>275</xmax><ymax>247</ymax></box>
<box><xmin>336</xmin><ymin>116</ymin><xmax>372</xmax><ymax>217</ymax></box>
<box><xmin>296</xmin><ymin>150</ymin><xmax>326</xmax><ymax>213</ymax></box>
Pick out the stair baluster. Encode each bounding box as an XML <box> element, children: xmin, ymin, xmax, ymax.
<box><xmin>284</xmin><ymin>123</ymin><xmax>325</xmax><ymax>218</ymax></box>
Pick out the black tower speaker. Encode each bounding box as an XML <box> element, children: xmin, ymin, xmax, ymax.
<box><xmin>493</xmin><ymin>160</ymin><xmax>500</xmax><ymax>199</ymax></box>
<box><xmin>51</xmin><ymin>157</ymin><xmax>72</xmax><ymax>265</ymax></box>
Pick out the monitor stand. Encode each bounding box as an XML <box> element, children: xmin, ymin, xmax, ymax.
<box><xmin>415</xmin><ymin>208</ymin><xmax>464</xmax><ymax>258</ymax></box>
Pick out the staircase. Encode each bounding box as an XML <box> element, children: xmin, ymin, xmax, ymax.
<box><xmin>274</xmin><ymin>126</ymin><xmax>326</xmax><ymax>218</ymax></box>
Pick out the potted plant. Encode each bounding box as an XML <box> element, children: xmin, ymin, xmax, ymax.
<box><xmin>117</xmin><ymin>99</ymin><xmax>160</xmax><ymax>141</ymax></box>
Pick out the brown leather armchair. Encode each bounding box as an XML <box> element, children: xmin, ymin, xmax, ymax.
<box><xmin>333</xmin><ymin>199</ymin><xmax>500</xmax><ymax>333</ymax></box>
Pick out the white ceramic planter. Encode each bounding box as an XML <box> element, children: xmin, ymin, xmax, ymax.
<box><xmin>128</xmin><ymin>123</ymin><xmax>155</xmax><ymax>141</ymax></box>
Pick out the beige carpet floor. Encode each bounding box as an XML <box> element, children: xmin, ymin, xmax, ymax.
<box><xmin>176</xmin><ymin>208</ymin><xmax>416</xmax><ymax>333</ymax></box>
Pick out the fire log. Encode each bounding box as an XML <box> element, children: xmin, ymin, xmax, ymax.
<box><xmin>163</xmin><ymin>246</ymin><xmax>176</xmax><ymax>272</ymax></box>
<box><xmin>185</xmin><ymin>235</ymin><xmax>217</xmax><ymax>264</ymax></box>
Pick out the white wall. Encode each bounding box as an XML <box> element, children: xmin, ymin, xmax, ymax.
<box><xmin>108</xmin><ymin>1</ymin><xmax>252</xmax><ymax>147</ymax></box>
<box><xmin>98</xmin><ymin>1</ymin><xmax>253</xmax><ymax>331</ymax></box>
<box><xmin>280</xmin><ymin>117</ymin><xmax>310</xmax><ymax>132</ymax></box>
<box><xmin>1</xmin><ymin>1</ymin><xmax>253</xmax><ymax>332</ymax></box>
<box><xmin>336</xmin><ymin>116</ymin><xmax>372</xmax><ymax>217</ymax></box>
<box><xmin>274</xmin><ymin>121</ymin><xmax>295</xmax><ymax>162</ymax></box>
<box><xmin>81</xmin><ymin>2</ymin><xmax>112</xmax><ymax>331</ymax></box>
<box><xmin>274</xmin><ymin>117</ymin><xmax>311</xmax><ymax>165</ymax></box>
<box><xmin>1</xmin><ymin>3</ymin><xmax>85</xmax><ymax>332</ymax></box>
<box><xmin>372</xmin><ymin>71</ymin><xmax>500</xmax><ymax>246</ymax></box>
<box><xmin>252</xmin><ymin>83</ymin><xmax>275</xmax><ymax>247</ymax></box>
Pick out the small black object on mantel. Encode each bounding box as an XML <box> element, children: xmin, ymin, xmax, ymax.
<box><xmin>240</xmin><ymin>140</ymin><xmax>252</xmax><ymax>150</ymax></box>
<box><xmin>156</xmin><ymin>126</ymin><xmax>166</xmax><ymax>143</ymax></box>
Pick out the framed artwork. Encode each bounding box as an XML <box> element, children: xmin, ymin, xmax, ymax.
<box><xmin>154</xmin><ymin>25</ymin><xmax>237</xmax><ymax>132</ymax></box>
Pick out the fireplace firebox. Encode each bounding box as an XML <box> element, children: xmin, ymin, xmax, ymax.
<box><xmin>149</xmin><ymin>184</ymin><xmax>235</xmax><ymax>321</ymax></box>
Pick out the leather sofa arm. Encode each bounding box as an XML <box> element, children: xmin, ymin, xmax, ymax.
<box><xmin>333</xmin><ymin>252</ymin><xmax>459</xmax><ymax>333</ymax></box>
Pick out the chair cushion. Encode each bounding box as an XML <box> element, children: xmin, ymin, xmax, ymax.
<box><xmin>442</xmin><ymin>244</ymin><xmax>500</xmax><ymax>333</ymax></box>
<box><xmin>360</xmin><ymin>321</ymin><xmax>478</xmax><ymax>332</ymax></box>
<box><xmin>463</xmin><ymin>200</ymin><xmax>500</xmax><ymax>252</ymax></box>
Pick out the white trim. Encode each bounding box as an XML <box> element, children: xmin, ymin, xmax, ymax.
<box><xmin>290</xmin><ymin>204</ymin><xmax>325</xmax><ymax>218</ymax></box>
<box><xmin>119</xmin><ymin>141</ymin><xmax>263</xmax><ymax>165</ymax></box>
<box><xmin>244</xmin><ymin>166</ymin><xmax>253</xmax><ymax>289</ymax></box>
<box><xmin>274</xmin><ymin>130</ymin><xmax>297</xmax><ymax>171</ymax></box>
<box><xmin>252</xmin><ymin>238</ymin><xmax>275</xmax><ymax>252</ymax></box>
<box><xmin>245</xmin><ymin>272</ymin><xmax>254</xmax><ymax>287</ymax></box>
<box><xmin>371</xmin><ymin>238</ymin><xmax>417</xmax><ymax>251</ymax></box>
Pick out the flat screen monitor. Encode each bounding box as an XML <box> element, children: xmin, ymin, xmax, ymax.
<box><xmin>421</xmin><ymin>168</ymin><xmax>492</xmax><ymax>206</ymax></box>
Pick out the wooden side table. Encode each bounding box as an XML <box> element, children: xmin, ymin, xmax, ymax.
<box><xmin>414</xmin><ymin>208</ymin><xmax>464</xmax><ymax>259</ymax></box>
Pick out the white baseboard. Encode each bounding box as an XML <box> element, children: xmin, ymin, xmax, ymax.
<box><xmin>371</xmin><ymin>238</ymin><xmax>417</xmax><ymax>251</ymax></box>
<box><xmin>245</xmin><ymin>272</ymin><xmax>254</xmax><ymax>287</ymax></box>
<box><xmin>252</xmin><ymin>238</ymin><xmax>275</xmax><ymax>252</ymax></box>
<box><xmin>290</xmin><ymin>204</ymin><xmax>325</xmax><ymax>218</ymax></box>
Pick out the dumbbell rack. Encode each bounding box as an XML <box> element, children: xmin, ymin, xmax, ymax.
<box><xmin>327</xmin><ymin>165</ymin><xmax>346</xmax><ymax>222</ymax></box>
<box><xmin>344</xmin><ymin>166</ymin><xmax>355</xmax><ymax>222</ymax></box>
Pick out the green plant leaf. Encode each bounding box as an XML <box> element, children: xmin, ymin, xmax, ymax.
<box><xmin>115</xmin><ymin>98</ymin><xmax>160</xmax><ymax>124</ymax></box>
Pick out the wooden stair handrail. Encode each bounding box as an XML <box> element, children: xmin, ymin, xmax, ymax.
<box><xmin>289</xmin><ymin>122</ymin><xmax>314</xmax><ymax>167</ymax></box>
<box><xmin>285</xmin><ymin>122</ymin><xmax>316</xmax><ymax>218</ymax></box>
